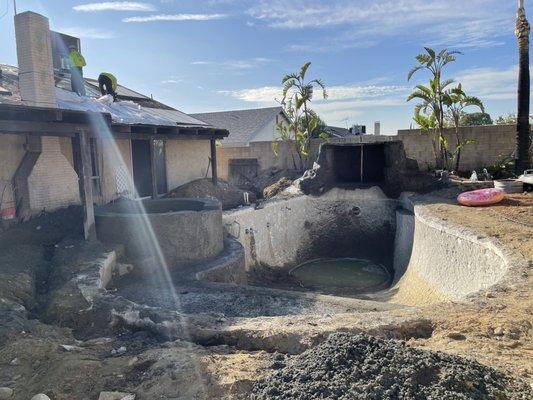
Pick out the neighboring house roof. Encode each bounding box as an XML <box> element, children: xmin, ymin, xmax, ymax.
<box><xmin>191</xmin><ymin>106</ymin><xmax>285</xmax><ymax>145</ymax></box>
<box><xmin>325</xmin><ymin>126</ymin><xmax>357</xmax><ymax>138</ymax></box>
<box><xmin>0</xmin><ymin>64</ymin><xmax>209</xmax><ymax>127</ymax></box>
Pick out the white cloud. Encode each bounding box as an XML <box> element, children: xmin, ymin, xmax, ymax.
<box><xmin>249</xmin><ymin>0</ymin><xmax>513</xmax><ymax>51</ymax></box>
<box><xmin>454</xmin><ymin>66</ymin><xmax>520</xmax><ymax>101</ymax></box>
<box><xmin>191</xmin><ymin>57</ymin><xmax>272</xmax><ymax>70</ymax></box>
<box><xmin>160</xmin><ymin>79</ymin><xmax>183</xmax><ymax>84</ymax></box>
<box><xmin>73</xmin><ymin>2</ymin><xmax>156</xmax><ymax>12</ymax></box>
<box><xmin>122</xmin><ymin>13</ymin><xmax>227</xmax><ymax>22</ymax></box>
<box><xmin>57</xmin><ymin>27</ymin><xmax>117</xmax><ymax>39</ymax></box>
<box><xmin>221</xmin><ymin>84</ymin><xmax>409</xmax><ymax>104</ymax></box>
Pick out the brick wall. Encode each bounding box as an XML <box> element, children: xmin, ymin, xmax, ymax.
<box><xmin>27</xmin><ymin>136</ymin><xmax>80</xmax><ymax>212</ymax></box>
<box><xmin>397</xmin><ymin>124</ymin><xmax>525</xmax><ymax>172</ymax></box>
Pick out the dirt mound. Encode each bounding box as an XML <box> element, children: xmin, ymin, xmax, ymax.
<box><xmin>165</xmin><ymin>178</ymin><xmax>256</xmax><ymax>210</ymax></box>
<box><xmin>250</xmin><ymin>332</ymin><xmax>532</xmax><ymax>400</ymax></box>
<box><xmin>252</xmin><ymin>168</ymin><xmax>301</xmax><ymax>198</ymax></box>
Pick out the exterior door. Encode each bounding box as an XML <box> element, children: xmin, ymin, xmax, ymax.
<box><xmin>131</xmin><ymin>139</ymin><xmax>153</xmax><ymax>198</ymax></box>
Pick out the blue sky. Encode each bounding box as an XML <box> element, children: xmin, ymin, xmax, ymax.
<box><xmin>0</xmin><ymin>0</ymin><xmax>530</xmax><ymax>133</ymax></box>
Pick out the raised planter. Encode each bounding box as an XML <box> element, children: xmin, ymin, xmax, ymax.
<box><xmin>95</xmin><ymin>198</ymin><xmax>223</xmax><ymax>268</ymax></box>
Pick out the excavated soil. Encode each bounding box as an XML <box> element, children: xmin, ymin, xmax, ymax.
<box><xmin>250</xmin><ymin>332</ymin><xmax>532</xmax><ymax>400</ymax></box>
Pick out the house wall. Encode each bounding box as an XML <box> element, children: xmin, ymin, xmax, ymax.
<box><xmin>397</xmin><ymin>124</ymin><xmax>524</xmax><ymax>172</ymax></box>
<box><xmin>250</xmin><ymin>116</ymin><xmax>283</xmax><ymax>143</ymax></box>
<box><xmin>0</xmin><ymin>134</ymin><xmax>26</xmax><ymax>214</ymax></box>
<box><xmin>27</xmin><ymin>136</ymin><xmax>80</xmax><ymax>213</ymax></box>
<box><xmin>165</xmin><ymin>139</ymin><xmax>212</xmax><ymax>190</ymax></box>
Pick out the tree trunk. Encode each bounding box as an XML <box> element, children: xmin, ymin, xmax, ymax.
<box><xmin>454</xmin><ymin>126</ymin><xmax>462</xmax><ymax>172</ymax></box>
<box><xmin>516</xmin><ymin>4</ymin><xmax>531</xmax><ymax>174</ymax></box>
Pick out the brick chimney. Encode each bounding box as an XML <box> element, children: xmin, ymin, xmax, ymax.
<box><xmin>14</xmin><ymin>11</ymin><xmax>56</xmax><ymax>107</ymax></box>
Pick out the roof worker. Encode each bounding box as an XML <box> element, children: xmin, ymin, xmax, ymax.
<box><xmin>68</xmin><ymin>45</ymin><xmax>86</xmax><ymax>96</ymax></box>
<box><xmin>98</xmin><ymin>72</ymin><xmax>118</xmax><ymax>102</ymax></box>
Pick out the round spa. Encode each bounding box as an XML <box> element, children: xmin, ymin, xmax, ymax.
<box><xmin>95</xmin><ymin>198</ymin><xmax>223</xmax><ymax>267</ymax></box>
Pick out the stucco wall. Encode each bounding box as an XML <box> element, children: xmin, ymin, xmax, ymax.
<box><xmin>391</xmin><ymin>202</ymin><xmax>508</xmax><ymax>305</ymax></box>
<box><xmin>0</xmin><ymin>134</ymin><xmax>26</xmax><ymax>212</ymax></box>
<box><xmin>397</xmin><ymin>124</ymin><xmax>525</xmax><ymax>172</ymax></box>
<box><xmin>223</xmin><ymin>189</ymin><xmax>397</xmax><ymax>271</ymax></box>
<box><xmin>166</xmin><ymin>139</ymin><xmax>211</xmax><ymax>191</ymax></box>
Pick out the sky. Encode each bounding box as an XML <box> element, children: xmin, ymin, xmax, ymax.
<box><xmin>0</xmin><ymin>0</ymin><xmax>531</xmax><ymax>134</ymax></box>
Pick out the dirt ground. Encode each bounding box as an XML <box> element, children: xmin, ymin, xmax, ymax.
<box><xmin>408</xmin><ymin>192</ymin><xmax>533</xmax><ymax>381</ymax></box>
<box><xmin>0</xmin><ymin>192</ymin><xmax>531</xmax><ymax>399</ymax></box>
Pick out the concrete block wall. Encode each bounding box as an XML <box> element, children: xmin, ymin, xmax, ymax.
<box><xmin>397</xmin><ymin>124</ymin><xmax>523</xmax><ymax>172</ymax></box>
<box><xmin>217</xmin><ymin>136</ymin><xmax>395</xmax><ymax>179</ymax></box>
<box><xmin>14</xmin><ymin>11</ymin><xmax>56</xmax><ymax>107</ymax></box>
<box><xmin>28</xmin><ymin>136</ymin><xmax>80</xmax><ymax>212</ymax></box>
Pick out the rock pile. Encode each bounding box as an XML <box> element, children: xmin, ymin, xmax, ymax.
<box><xmin>250</xmin><ymin>332</ymin><xmax>532</xmax><ymax>400</ymax></box>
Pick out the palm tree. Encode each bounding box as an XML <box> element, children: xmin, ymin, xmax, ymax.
<box><xmin>515</xmin><ymin>0</ymin><xmax>531</xmax><ymax>173</ymax></box>
<box><xmin>281</xmin><ymin>62</ymin><xmax>327</xmax><ymax>167</ymax></box>
<box><xmin>443</xmin><ymin>84</ymin><xmax>484</xmax><ymax>171</ymax></box>
<box><xmin>408</xmin><ymin>48</ymin><xmax>461</xmax><ymax>168</ymax></box>
<box><xmin>407</xmin><ymin>77</ymin><xmax>454</xmax><ymax>167</ymax></box>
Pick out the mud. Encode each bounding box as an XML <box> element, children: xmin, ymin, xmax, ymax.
<box><xmin>250</xmin><ymin>332</ymin><xmax>532</xmax><ymax>400</ymax></box>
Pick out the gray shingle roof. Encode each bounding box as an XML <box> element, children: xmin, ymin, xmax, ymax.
<box><xmin>326</xmin><ymin>126</ymin><xmax>358</xmax><ymax>138</ymax></box>
<box><xmin>191</xmin><ymin>107</ymin><xmax>284</xmax><ymax>145</ymax></box>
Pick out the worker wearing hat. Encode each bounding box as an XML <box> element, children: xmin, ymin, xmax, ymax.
<box><xmin>69</xmin><ymin>45</ymin><xmax>86</xmax><ymax>96</ymax></box>
<box><xmin>98</xmin><ymin>72</ymin><xmax>118</xmax><ymax>101</ymax></box>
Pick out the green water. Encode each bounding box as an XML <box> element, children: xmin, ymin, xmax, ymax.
<box><xmin>290</xmin><ymin>258</ymin><xmax>391</xmax><ymax>296</ymax></box>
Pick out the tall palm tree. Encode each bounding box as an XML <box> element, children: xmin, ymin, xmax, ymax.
<box><xmin>516</xmin><ymin>0</ymin><xmax>531</xmax><ymax>173</ymax></box>
<box><xmin>407</xmin><ymin>76</ymin><xmax>454</xmax><ymax>167</ymax></box>
<box><xmin>408</xmin><ymin>48</ymin><xmax>461</xmax><ymax>168</ymax></box>
<box><xmin>281</xmin><ymin>62</ymin><xmax>327</xmax><ymax>167</ymax></box>
<box><xmin>443</xmin><ymin>84</ymin><xmax>484</xmax><ymax>171</ymax></box>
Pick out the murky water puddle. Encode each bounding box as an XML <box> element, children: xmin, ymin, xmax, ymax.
<box><xmin>290</xmin><ymin>258</ymin><xmax>391</xmax><ymax>296</ymax></box>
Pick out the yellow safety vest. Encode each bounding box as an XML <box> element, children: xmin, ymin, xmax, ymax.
<box><xmin>69</xmin><ymin>50</ymin><xmax>86</xmax><ymax>68</ymax></box>
<box><xmin>100</xmin><ymin>72</ymin><xmax>118</xmax><ymax>91</ymax></box>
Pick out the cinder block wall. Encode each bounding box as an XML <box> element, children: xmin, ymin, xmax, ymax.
<box><xmin>27</xmin><ymin>137</ymin><xmax>80</xmax><ymax>212</ymax></box>
<box><xmin>217</xmin><ymin>136</ymin><xmax>395</xmax><ymax>180</ymax></box>
<box><xmin>398</xmin><ymin>125</ymin><xmax>523</xmax><ymax>172</ymax></box>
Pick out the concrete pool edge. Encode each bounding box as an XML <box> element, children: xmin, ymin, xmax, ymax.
<box><xmin>391</xmin><ymin>194</ymin><xmax>526</xmax><ymax>305</ymax></box>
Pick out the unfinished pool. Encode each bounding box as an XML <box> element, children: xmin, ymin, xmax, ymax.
<box><xmin>95</xmin><ymin>198</ymin><xmax>223</xmax><ymax>267</ymax></box>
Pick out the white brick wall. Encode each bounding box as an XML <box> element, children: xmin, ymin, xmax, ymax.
<box><xmin>28</xmin><ymin>137</ymin><xmax>80</xmax><ymax>212</ymax></box>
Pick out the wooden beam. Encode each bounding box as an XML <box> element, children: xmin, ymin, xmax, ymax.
<box><xmin>149</xmin><ymin>139</ymin><xmax>158</xmax><ymax>199</ymax></box>
<box><xmin>72</xmin><ymin>131</ymin><xmax>96</xmax><ymax>241</ymax></box>
<box><xmin>0</xmin><ymin>120</ymin><xmax>85</xmax><ymax>136</ymax></box>
<box><xmin>210</xmin><ymin>137</ymin><xmax>218</xmax><ymax>185</ymax></box>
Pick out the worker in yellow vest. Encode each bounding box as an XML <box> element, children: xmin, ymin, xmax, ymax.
<box><xmin>68</xmin><ymin>45</ymin><xmax>86</xmax><ymax>96</ymax></box>
<box><xmin>98</xmin><ymin>72</ymin><xmax>118</xmax><ymax>101</ymax></box>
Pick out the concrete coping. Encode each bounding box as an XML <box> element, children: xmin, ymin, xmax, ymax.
<box><xmin>95</xmin><ymin>197</ymin><xmax>221</xmax><ymax>217</ymax></box>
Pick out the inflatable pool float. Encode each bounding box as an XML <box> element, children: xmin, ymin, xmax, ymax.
<box><xmin>457</xmin><ymin>188</ymin><xmax>505</xmax><ymax>207</ymax></box>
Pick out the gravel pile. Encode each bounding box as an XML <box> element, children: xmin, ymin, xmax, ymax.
<box><xmin>250</xmin><ymin>332</ymin><xmax>532</xmax><ymax>400</ymax></box>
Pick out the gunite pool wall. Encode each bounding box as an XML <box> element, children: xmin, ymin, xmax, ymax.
<box><xmin>95</xmin><ymin>198</ymin><xmax>224</xmax><ymax>267</ymax></box>
<box><xmin>220</xmin><ymin>189</ymin><xmax>509</xmax><ymax>305</ymax></box>
<box><xmin>223</xmin><ymin>188</ymin><xmax>397</xmax><ymax>275</ymax></box>
<box><xmin>390</xmin><ymin>198</ymin><xmax>509</xmax><ymax>305</ymax></box>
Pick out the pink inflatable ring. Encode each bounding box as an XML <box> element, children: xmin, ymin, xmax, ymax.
<box><xmin>457</xmin><ymin>188</ymin><xmax>505</xmax><ymax>207</ymax></box>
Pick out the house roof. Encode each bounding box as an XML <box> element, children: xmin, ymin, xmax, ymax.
<box><xmin>0</xmin><ymin>64</ymin><xmax>210</xmax><ymax>128</ymax></box>
<box><xmin>191</xmin><ymin>106</ymin><xmax>285</xmax><ymax>144</ymax></box>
